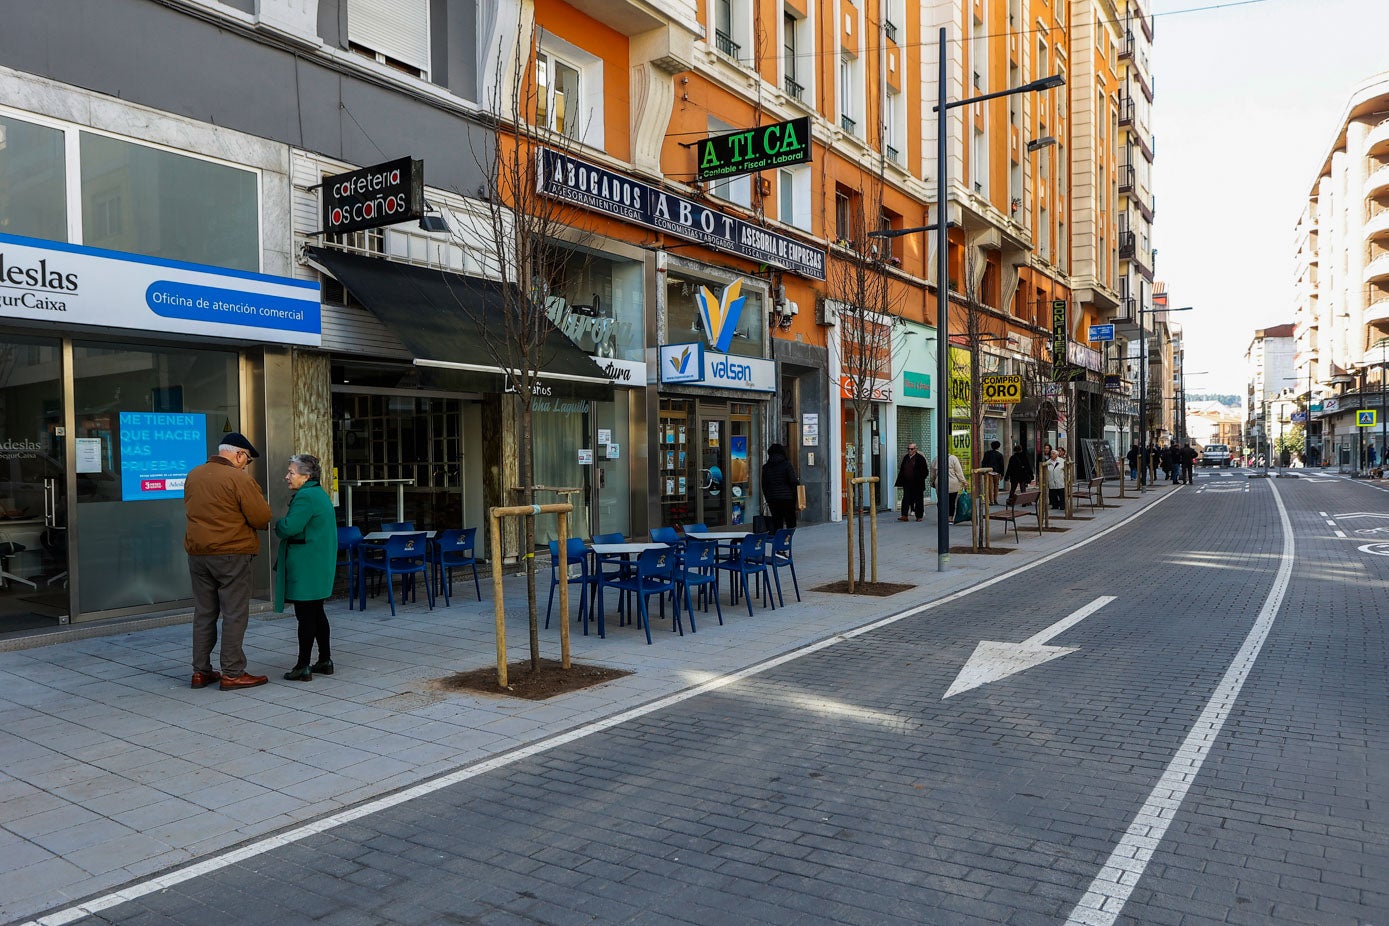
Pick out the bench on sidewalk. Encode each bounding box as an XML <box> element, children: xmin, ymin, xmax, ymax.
<box><xmin>1070</xmin><ymin>476</ymin><xmax>1104</xmax><ymax>511</ymax></box>
<box><xmin>989</xmin><ymin>489</ymin><xmax>1041</xmax><ymax>542</ymax></box>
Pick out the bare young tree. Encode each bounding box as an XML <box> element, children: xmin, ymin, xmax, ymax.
<box><xmin>825</xmin><ymin>169</ymin><xmax>904</xmax><ymax>588</ymax></box>
<box><xmin>446</xmin><ymin>16</ymin><xmax>603</xmax><ymax>670</ymax></box>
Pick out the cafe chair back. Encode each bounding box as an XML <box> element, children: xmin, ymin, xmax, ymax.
<box><xmin>676</xmin><ymin>537</ymin><xmax>722</xmax><ymax>628</ymax></box>
<box><xmin>435</xmin><ymin>527</ymin><xmax>481</xmax><ymax>605</ymax></box>
<box><xmin>358</xmin><ymin>532</ymin><xmax>432</xmax><ymax>615</ymax></box>
<box><xmin>546</xmin><ymin>538</ymin><xmax>598</xmax><ymax>636</ymax></box>
<box><xmin>602</xmin><ymin>547</ymin><xmax>682</xmax><ymax>644</ymax></box>
<box><xmin>715</xmin><ymin>533</ymin><xmax>776</xmax><ymax>617</ymax></box>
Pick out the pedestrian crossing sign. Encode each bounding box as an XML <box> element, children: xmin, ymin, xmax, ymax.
<box><xmin>1357</xmin><ymin>410</ymin><xmax>1377</xmax><ymax>426</ymax></box>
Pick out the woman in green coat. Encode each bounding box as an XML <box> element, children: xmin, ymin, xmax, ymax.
<box><xmin>274</xmin><ymin>453</ymin><xmax>338</xmax><ymax>681</ymax></box>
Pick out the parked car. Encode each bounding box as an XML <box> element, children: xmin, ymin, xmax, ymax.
<box><xmin>1200</xmin><ymin>443</ymin><xmax>1232</xmax><ymax>467</ymax></box>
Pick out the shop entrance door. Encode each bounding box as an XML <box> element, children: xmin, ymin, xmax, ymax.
<box><xmin>699</xmin><ymin>416</ymin><xmax>728</xmax><ymax>528</ymax></box>
<box><xmin>0</xmin><ymin>335</ymin><xmax>71</xmax><ymax>632</ymax></box>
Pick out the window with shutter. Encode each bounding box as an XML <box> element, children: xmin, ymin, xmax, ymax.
<box><xmin>347</xmin><ymin>0</ymin><xmax>429</xmax><ymax>77</ymax></box>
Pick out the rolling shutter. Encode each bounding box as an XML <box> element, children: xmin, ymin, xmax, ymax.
<box><xmin>347</xmin><ymin>0</ymin><xmax>429</xmax><ymax>73</ymax></box>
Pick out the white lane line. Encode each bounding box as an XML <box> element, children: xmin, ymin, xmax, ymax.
<box><xmin>1334</xmin><ymin>530</ymin><xmax>1347</xmax><ymax>539</ymax></box>
<box><xmin>1318</xmin><ymin>511</ymin><xmax>1328</xmax><ymax>517</ymax></box>
<box><xmin>23</xmin><ymin>491</ymin><xmax>1185</xmax><ymax>926</ymax></box>
<box><xmin>1063</xmin><ymin>479</ymin><xmax>1294</xmax><ymax>926</ymax></box>
<box><xmin>1325</xmin><ymin>519</ymin><xmax>1336</xmax><ymax>526</ymax></box>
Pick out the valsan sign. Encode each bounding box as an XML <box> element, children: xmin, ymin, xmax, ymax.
<box><xmin>321</xmin><ymin>157</ymin><xmax>424</xmax><ymax>235</ymax></box>
<box><xmin>659</xmin><ymin>343</ymin><xmax>775</xmax><ymax>393</ymax></box>
<box><xmin>0</xmin><ymin>232</ymin><xmax>321</xmax><ymax>346</ymax></box>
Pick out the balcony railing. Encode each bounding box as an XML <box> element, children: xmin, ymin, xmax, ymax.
<box><xmin>715</xmin><ymin>30</ymin><xmax>740</xmax><ymax>59</ymax></box>
<box><xmin>1118</xmin><ymin>95</ymin><xmax>1134</xmax><ymax>127</ymax></box>
<box><xmin>886</xmin><ymin>144</ymin><xmax>899</xmax><ymax>163</ymax></box>
<box><xmin>784</xmin><ymin>76</ymin><xmax>804</xmax><ymax>102</ymax></box>
<box><xmin>1118</xmin><ymin>164</ymin><xmax>1134</xmax><ymax>193</ymax></box>
<box><xmin>1119</xmin><ymin>231</ymin><xmax>1136</xmax><ymax>259</ymax></box>
<box><xmin>841</xmin><ymin>114</ymin><xmax>857</xmax><ymax>134</ymax></box>
<box><xmin>885</xmin><ymin>20</ymin><xmax>897</xmax><ymax>42</ymax></box>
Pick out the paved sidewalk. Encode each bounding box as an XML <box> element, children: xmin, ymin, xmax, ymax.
<box><xmin>0</xmin><ymin>486</ymin><xmax>1176</xmax><ymax>924</ymax></box>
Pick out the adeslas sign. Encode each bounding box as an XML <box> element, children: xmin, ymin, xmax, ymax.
<box><xmin>321</xmin><ymin>157</ymin><xmax>424</xmax><ymax>235</ymax></box>
<box><xmin>696</xmin><ymin>117</ymin><xmax>811</xmax><ymax>182</ymax></box>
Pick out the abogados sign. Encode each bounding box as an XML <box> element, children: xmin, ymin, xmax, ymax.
<box><xmin>321</xmin><ymin>157</ymin><xmax>424</xmax><ymax>235</ymax></box>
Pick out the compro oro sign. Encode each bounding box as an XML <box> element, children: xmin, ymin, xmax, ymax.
<box><xmin>980</xmin><ymin>374</ymin><xmax>1023</xmax><ymax>404</ymax></box>
<box><xmin>0</xmin><ymin>232</ymin><xmax>321</xmax><ymax>346</ymax></box>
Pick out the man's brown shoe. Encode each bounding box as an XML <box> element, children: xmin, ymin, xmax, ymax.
<box><xmin>190</xmin><ymin>670</ymin><xmax>222</xmax><ymax>689</ymax></box>
<box><xmin>896</xmin><ymin>516</ymin><xmax>908</xmax><ymax>521</ymax></box>
<box><xmin>219</xmin><ymin>672</ymin><xmax>268</xmax><ymax>691</ymax></box>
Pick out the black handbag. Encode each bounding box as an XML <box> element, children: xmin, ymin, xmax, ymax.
<box><xmin>752</xmin><ymin>515</ymin><xmax>771</xmax><ymax>534</ymax></box>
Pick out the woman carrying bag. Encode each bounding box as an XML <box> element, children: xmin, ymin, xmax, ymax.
<box><xmin>761</xmin><ymin>443</ymin><xmax>801</xmax><ymax>531</ymax></box>
<box><xmin>930</xmin><ymin>452</ymin><xmax>967</xmax><ymax>521</ymax></box>
<box><xmin>274</xmin><ymin>453</ymin><xmax>338</xmax><ymax>681</ymax></box>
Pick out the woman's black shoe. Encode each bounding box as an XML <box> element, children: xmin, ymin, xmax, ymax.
<box><xmin>309</xmin><ymin>659</ymin><xmax>334</xmax><ymax>676</ymax></box>
<box><xmin>283</xmin><ymin>665</ymin><xmax>313</xmax><ymax>682</ymax></box>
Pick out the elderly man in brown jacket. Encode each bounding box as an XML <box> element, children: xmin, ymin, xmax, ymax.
<box><xmin>184</xmin><ymin>432</ymin><xmax>273</xmax><ymax>690</ymax></box>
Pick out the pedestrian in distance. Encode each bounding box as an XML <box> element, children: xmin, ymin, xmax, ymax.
<box><xmin>1182</xmin><ymin>441</ymin><xmax>1199</xmax><ymax>484</ymax></box>
<box><xmin>980</xmin><ymin>440</ymin><xmax>1005</xmax><ymax>505</ymax></box>
<box><xmin>1004</xmin><ymin>444</ymin><xmax>1033</xmax><ymax>505</ymax></box>
<box><xmin>1037</xmin><ymin>442</ymin><xmax>1053</xmax><ymax>475</ymax></box>
<box><xmin>761</xmin><ymin>443</ymin><xmax>801</xmax><ymax>531</ymax></box>
<box><xmin>1044</xmin><ymin>447</ymin><xmax>1066</xmax><ymax>511</ymax></box>
<box><xmin>1126</xmin><ymin>442</ymin><xmax>1139</xmax><ymax>481</ymax></box>
<box><xmin>1149</xmin><ymin>443</ymin><xmax>1161</xmax><ymax>482</ymax></box>
<box><xmin>184</xmin><ymin>432</ymin><xmax>272</xmax><ymax>691</ymax></box>
<box><xmin>275</xmin><ymin>454</ymin><xmax>338</xmax><ymax>682</ymax></box>
<box><xmin>894</xmin><ymin>442</ymin><xmax>929</xmax><ymax>521</ymax></box>
<box><xmin>930</xmin><ymin>451</ymin><xmax>966</xmax><ymax>520</ymax></box>
<box><xmin>1158</xmin><ymin>443</ymin><xmax>1172</xmax><ymax>482</ymax></box>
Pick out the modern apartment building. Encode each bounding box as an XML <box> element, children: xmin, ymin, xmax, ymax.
<box><xmin>1245</xmin><ymin>323</ymin><xmax>1296</xmax><ymax>459</ymax></box>
<box><xmin>1294</xmin><ymin>70</ymin><xmax>1389</xmax><ymax>469</ymax></box>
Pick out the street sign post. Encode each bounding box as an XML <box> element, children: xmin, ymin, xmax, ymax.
<box><xmin>1357</xmin><ymin>410</ymin><xmax>1378</xmax><ymax>427</ymax></box>
<box><xmin>1088</xmin><ymin>323</ymin><xmax>1115</xmax><ymax>342</ymax></box>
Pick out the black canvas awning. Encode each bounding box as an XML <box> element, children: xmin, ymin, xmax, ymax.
<box><xmin>305</xmin><ymin>246</ymin><xmax>609</xmax><ymax>389</ymax></box>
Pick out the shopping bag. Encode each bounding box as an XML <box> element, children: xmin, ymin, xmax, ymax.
<box><xmin>953</xmin><ymin>489</ymin><xmax>973</xmax><ymax>523</ymax></box>
<box><xmin>795</xmin><ymin>484</ymin><xmax>807</xmax><ymax>510</ymax></box>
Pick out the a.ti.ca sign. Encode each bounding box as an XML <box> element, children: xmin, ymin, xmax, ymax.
<box><xmin>980</xmin><ymin>374</ymin><xmax>1023</xmax><ymax>404</ymax></box>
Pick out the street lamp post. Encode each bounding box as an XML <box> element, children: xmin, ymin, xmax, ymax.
<box><xmin>871</xmin><ymin>32</ymin><xmax>1062</xmax><ymax>571</ymax></box>
<box><xmin>1135</xmin><ymin>304</ymin><xmax>1192</xmax><ymax>491</ymax></box>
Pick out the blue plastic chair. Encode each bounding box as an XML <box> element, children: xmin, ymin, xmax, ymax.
<box><xmin>546</xmin><ymin>538</ymin><xmax>599</xmax><ymax>635</ymax></box>
<box><xmin>715</xmin><ymin>534</ymin><xmax>776</xmax><ymax>617</ymax></box>
<box><xmin>380</xmin><ymin>521</ymin><xmax>414</xmax><ymax>533</ymax></box>
<box><xmin>357</xmin><ymin>532</ymin><xmax>432</xmax><ymax>615</ymax></box>
<box><xmin>336</xmin><ymin>527</ymin><xmax>362</xmax><ymax>610</ymax></box>
<box><xmin>767</xmin><ymin>528</ymin><xmax>801</xmax><ymax>605</ymax></box>
<box><xmin>676</xmin><ymin>538</ymin><xmax>722</xmax><ymax>629</ymax></box>
<box><xmin>435</xmin><ymin>528</ymin><xmax>481</xmax><ymax>605</ymax></box>
<box><xmin>601</xmin><ymin>547</ymin><xmax>682</xmax><ymax>644</ymax></box>
<box><xmin>684</xmin><ymin>523</ymin><xmax>709</xmax><ymax>534</ymax></box>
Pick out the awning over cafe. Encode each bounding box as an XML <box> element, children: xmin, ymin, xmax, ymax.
<box><xmin>305</xmin><ymin>246</ymin><xmax>609</xmax><ymax>390</ymax></box>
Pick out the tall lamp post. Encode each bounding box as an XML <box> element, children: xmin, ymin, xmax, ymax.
<box><xmin>1135</xmin><ymin>304</ymin><xmax>1192</xmax><ymax>491</ymax></box>
<box><xmin>869</xmin><ymin>34</ymin><xmax>1062</xmax><ymax>571</ymax></box>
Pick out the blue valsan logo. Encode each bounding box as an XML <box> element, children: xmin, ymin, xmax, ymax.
<box><xmin>709</xmin><ymin>357</ymin><xmax>753</xmax><ymax>382</ymax></box>
<box><xmin>694</xmin><ymin>279</ymin><xmax>747</xmax><ymax>353</ymax></box>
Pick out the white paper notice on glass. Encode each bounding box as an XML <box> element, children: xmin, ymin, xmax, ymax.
<box><xmin>607</xmin><ymin>443</ymin><xmax>620</xmax><ymax>460</ymax></box>
<box><xmin>578</xmin><ymin>448</ymin><xmax>594</xmax><ymax>465</ymax></box>
<box><xmin>76</xmin><ymin>437</ymin><xmax>104</xmax><ymax>474</ymax></box>
<box><xmin>597</xmin><ymin>429</ymin><xmax>612</xmax><ymax>444</ymax></box>
<box><xmin>802</xmin><ymin>412</ymin><xmax>820</xmax><ymax>446</ymax></box>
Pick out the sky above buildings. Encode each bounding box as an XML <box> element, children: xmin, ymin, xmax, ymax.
<box><xmin>1150</xmin><ymin>0</ymin><xmax>1388</xmax><ymax>397</ymax></box>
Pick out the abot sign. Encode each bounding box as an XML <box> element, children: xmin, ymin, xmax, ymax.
<box><xmin>980</xmin><ymin>374</ymin><xmax>1022</xmax><ymax>404</ymax></box>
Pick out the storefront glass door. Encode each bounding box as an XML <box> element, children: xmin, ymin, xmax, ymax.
<box><xmin>0</xmin><ymin>336</ymin><xmax>70</xmax><ymax>632</ymax></box>
<box><xmin>700</xmin><ymin>417</ymin><xmax>728</xmax><ymax>528</ymax></box>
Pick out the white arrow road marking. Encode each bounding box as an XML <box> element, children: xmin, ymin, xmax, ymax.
<box><xmin>942</xmin><ymin>596</ymin><xmax>1116</xmax><ymax>699</ymax></box>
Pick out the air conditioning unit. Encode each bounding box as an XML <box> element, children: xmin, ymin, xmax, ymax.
<box><xmin>816</xmin><ymin>298</ymin><xmax>842</xmax><ymax>326</ymax></box>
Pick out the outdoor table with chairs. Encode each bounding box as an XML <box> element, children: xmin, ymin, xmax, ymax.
<box><xmin>343</xmin><ymin>523</ymin><xmax>480</xmax><ymax>614</ymax></box>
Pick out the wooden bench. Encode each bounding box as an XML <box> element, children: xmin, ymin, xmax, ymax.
<box><xmin>989</xmin><ymin>489</ymin><xmax>1041</xmax><ymax>542</ymax></box>
<box><xmin>1070</xmin><ymin>477</ymin><xmax>1104</xmax><ymax>511</ymax></box>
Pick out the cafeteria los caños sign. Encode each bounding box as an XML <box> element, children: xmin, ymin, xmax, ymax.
<box><xmin>538</xmin><ymin>148</ymin><xmax>825</xmax><ymax>280</ymax></box>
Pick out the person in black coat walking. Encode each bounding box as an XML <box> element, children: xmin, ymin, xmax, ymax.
<box><xmin>1004</xmin><ymin>444</ymin><xmax>1033</xmax><ymax>505</ymax></box>
<box><xmin>980</xmin><ymin>440</ymin><xmax>1005</xmax><ymax>505</ymax></box>
<box><xmin>894</xmin><ymin>443</ymin><xmax>929</xmax><ymax>521</ymax></box>
<box><xmin>761</xmin><ymin>443</ymin><xmax>801</xmax><ymax>531</ymax></box>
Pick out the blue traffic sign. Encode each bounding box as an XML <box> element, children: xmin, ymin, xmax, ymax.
<box><xmin>1088</xmin><ymin>324</ymin><xmax>1115</xmax><ymax>342</ymax></box>
<box><xmin>1357</xmin><ymin>410</ymin><xmax>1378</xmax><ymax>427</ymax></box>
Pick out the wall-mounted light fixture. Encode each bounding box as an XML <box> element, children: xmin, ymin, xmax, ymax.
<box><xmin>1026</xmin><ymin>136</ymin><xmax>1057</xmax><ymax>153</ymax></box>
